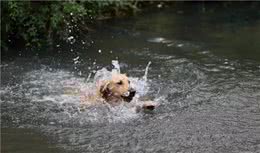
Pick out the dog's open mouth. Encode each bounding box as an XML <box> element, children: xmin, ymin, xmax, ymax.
<box><xmin>121</xmin><ymin>90</ymin><xmax>136</xmax><ymax>102</ymax></box>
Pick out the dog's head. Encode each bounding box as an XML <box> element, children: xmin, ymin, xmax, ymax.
<box><xmin>99</xmin><ymin>74</ymin><xmax>136</xmax><ymax>103</ymax></box>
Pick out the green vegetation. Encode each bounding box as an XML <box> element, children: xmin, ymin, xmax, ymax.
<box><xmin>1</xmin><ymin>1</ymin><xmax>140</xmax><ymax>51</ymax></box>
<box><xmin>2</xmin><ymin>1</ymin><xmax>257</xmax><ymax>53</ymax></box>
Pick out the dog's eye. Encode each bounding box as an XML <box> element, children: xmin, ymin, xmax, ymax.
<box><xmin>117</xmin><ymin>81</ymin><xmax>123</xmax><ymax>85</ymax></box>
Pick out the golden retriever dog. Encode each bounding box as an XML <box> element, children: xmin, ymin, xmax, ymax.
<box><xmin>98</xmin><ymin>73</ymin><xmax>136</xmax><ymax>104</ymax></box>
<box><xmin>80</xmin><ymin>73</ymin><xmax>155</xmax><ymax>111</ymax></box>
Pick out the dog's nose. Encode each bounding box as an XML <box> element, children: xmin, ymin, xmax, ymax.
<box><xmin>128</xmin><ymin>88</ymin><xmax>136</xmax><ymax>98</ymax></box>
<box><xmin>122</xmin><ymin>88</ymin><xmax>136</xmax><ymax>102</ymax></box>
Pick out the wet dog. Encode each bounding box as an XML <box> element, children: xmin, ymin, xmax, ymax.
<box><xmin>81</xmin><ymin>73</ymin><xmax>155</xmax><ymax>110</ymax></box>
<box><xmin>98</xmin><ymin>73</ymin><xmax>136</xmax><ymax>104</ymax></box>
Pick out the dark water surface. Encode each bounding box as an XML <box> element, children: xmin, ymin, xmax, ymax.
<box><xmin>1</xmin><ymin>4</ymin><xmax>260</xmax><ymax>153</ymax></box>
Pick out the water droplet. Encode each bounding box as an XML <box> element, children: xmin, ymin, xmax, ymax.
<box><xmin>73</xmin><ymin>56</ymin><xmax>79</xmax><ymax>61</ymax></box>
<box><xmin>200</xmin><ymin>50</ymin><xmax>209</xmax><ymax>54</ymax></box>
<box><xmin>78</xmin><ymin>71</ymin><xmax>82</xmax><ymax>76</ymax></box>
<box><xmin>67</xmin><ymin>36</ymin><xmax>74</xmax><ymax>41</ymax></box>
<box><xmin>98</xmin><ymin>49</ymin><xmax>102</xmax><ymax>53</ymax></box>
<box><xmin>177</xmin><ymin>44</ymin><xmax>183</xmax><ymax>47</ymax></box>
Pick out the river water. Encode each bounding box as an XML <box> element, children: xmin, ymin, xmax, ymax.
<box><xmin>1</xmin><ymin>4</ymin><xmax>260</xmax><ymax>153</ymax></box>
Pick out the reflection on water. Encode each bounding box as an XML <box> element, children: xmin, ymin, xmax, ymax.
<box><xmin>1</xmin><ymin>4</ymin><xmax>260</xmax><ymax>153</ymax></box>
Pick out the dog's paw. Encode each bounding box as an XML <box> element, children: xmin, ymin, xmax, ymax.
<box><xmin>142</xmin><ymin>101</ymin><xmax>156</xmax><ymax>111</ymax></box>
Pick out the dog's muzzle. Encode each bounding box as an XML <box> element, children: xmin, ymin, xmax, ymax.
<box><xmin>122</xmin><ymin>88</ymin><xmax>136</xmax><ymax>102</ymax></box>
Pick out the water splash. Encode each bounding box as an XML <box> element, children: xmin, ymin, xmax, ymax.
<box><xmin>143</xmin><ymin>61</ymin><xmax>152</xmax><ymax>82</ymax></box>
<box><xmin>112</xmin><ymin>60</ymin><xmax>120</xmax><ymax>74</ymax></box>
<box><xmin>1</xmin><ymin>60</ymin><xmax>158</xmax><ymax>126</ymax></box>
<box><xmin>85</xmin><ymin>73</ymin><xmax>92</xmax><ymax>83</ymax></box>
<box><xmin>93</xmin><ymin>68</ymin><xmax>112</xmax><ymax>84</ymax></box>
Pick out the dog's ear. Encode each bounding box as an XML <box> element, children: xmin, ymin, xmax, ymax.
<box><xmin>100</xmin><ymin>82</ymin><xmax>111</xmax><ymax>99</ymax></box>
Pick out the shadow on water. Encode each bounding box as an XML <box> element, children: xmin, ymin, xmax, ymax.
<box><xmin>1</xmin><ymin>3</ymin><xmax>260</xmax><ymax>153</ymax></box>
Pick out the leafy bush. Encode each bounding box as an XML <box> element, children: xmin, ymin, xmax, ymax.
<box><xmin>1</xmin><ymin>1</ymin><xmax>139</xmax><ymax>50</ymax></box>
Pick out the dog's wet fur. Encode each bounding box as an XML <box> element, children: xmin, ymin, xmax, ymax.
<box><xmin>99</xmin><ymin>74</ymin><xmax>136</xmax><ymax>104</ymax></box>
<box><xmin>81</xmin><ymin>73</ymin><xmax>155</xmax><ymax>111</ymax></box>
